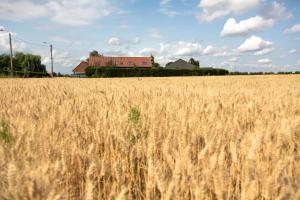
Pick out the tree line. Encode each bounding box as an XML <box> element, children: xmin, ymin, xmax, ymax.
<box><xmin>0</xmin><ymin>52</ymin><xmax>47</xmax><ymax>76</ymax></box>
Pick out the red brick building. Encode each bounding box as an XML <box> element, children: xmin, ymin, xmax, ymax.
<box><xmin>73</xmin><ymin>55</ymin><xmax>152</xmax><ymax>74</ymax></box>
<box><xmin>73</xmin><ymin>61</ymin><xmax>89</xmax><ymax>74</ymax></box>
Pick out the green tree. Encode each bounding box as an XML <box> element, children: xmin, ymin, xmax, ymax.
<box><xmin>0</xmin><ymin>54</ymin><xmax>11</xmax><ymax>72</ymax></box>
<box><xmin>89</xmin><ymin>50</ymin><xmax>99</xmax><ymax>57</ymax></box>
<box><xmin>14</xmin><ymin>52</ymin><xmax>46</xmax><ymax>72</ymax></box>
<box><xmin>151</xmin><ymin>55</ymin><xmax>160</xmax><ymax>69</ymax></box>
<box><xmin>189</xmin><ymin>58</ymin><xmax>200</xmax><ymax>69</ymax></box>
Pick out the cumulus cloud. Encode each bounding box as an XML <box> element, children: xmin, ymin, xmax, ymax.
<box><xmin>254</xmin><ymin>48</ymin><xmax>275</xmax><ymax>56</ymax></box>
<box><xmin>228</xmin><ymin>57</ymin><xmax>238</xmax><ymax>62</ymax></box>
<box><xmin>138</xmin><ymin>41</ymin><xmax>203</xmax><ymax>65</ymax></box>
<box><xmin>0</xmin><ymin>0</ymin><xmax>48</xmax><ymax>21</ymax></box>
<box><xmin>285</xmin><ymin>24</ymin><xmax>300</xmax><ymax>33</ymax></box>
<box><xmin>197</xmin><ymin>0</ymin><xmax>260</xmax><ymax>22</ymax></box>
<box><xmin>108</xmin><ymin>37</ymin><xmax>122</xmax><ymax>46</ymax></box>
<box><xmin>238</xmin><ymin>36</ymin><xmax>274</xmax><ymax>56</ymax></box>
<box><xmin>139</xmin><ymin>48</ymin><xmax>158</xmax><ymax>55</ymax></box>
<box><xmin>220</xmin><ymin>2</ymin><xmax>291</xmax><ymax>37</ymax></box>
<box><xmin>260</xmin><ymin>1</ymin><xmax>293</xmax><ymax>20</ymax></box>
<box><xmin>258</xmin><ymin>58</ymin><xmax>272</xmax><ymax>65</ymax></box>
<box><xmin>138</xmin><ymin>42</ymin><xmax>236</xmax><ymax>66</ymax></box>
<box><xmin>160</xmin><ymin>41</ymin><xmax>203</xmax><ymax>57</ymax></box>
<box><xmin>108</xmin><ymin>37</ymin><xmax>141</xmax><ymax>46</ymax></box>
<box><xmin>221</xmin><ymin>17</ymin><xmax>274</xmax><ymax>37</ymax></box>
<box><xmin>0</xmin><ymin>32</ymin><xmax>27</xmax><ymax>53</ymax></box>
<box><xmin>0</xmin><ymin>0</ymin><xmax>113</xmax><ymax>26</ymax></box>
<box><xmin>203</xmin><ymin>45</ymin><xmax>228</xmax><ymax>56</ymax></box>
<box><xmin>48</xmin><ymin>0</ymin><xmax>113</xmax><ymax>26</ymax></box>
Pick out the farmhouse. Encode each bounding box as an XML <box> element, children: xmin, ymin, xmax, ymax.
<box><xmin>165</xmin><ymin>59</ymin><xmax>196</xmax><ymax>70</ymax></box>
<box><xmin>73</xmin><ymin>55</ymin><xmax>152</xmax><ymax>75</ymax></box>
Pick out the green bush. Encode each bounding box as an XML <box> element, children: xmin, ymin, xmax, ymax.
<box><xmin>85</xmin><ymin>67</ymin><xmax>229</xmax><ymax>77</ymax></box>
<box><xmin>0</xmin><ymin>120</ymin><xmax>13</xmax><ymax>145</ymax></box>
<box><xmin>128</xmin><ymin>107</ymin><xmax>141</xmax><ymax>126</ymax></box>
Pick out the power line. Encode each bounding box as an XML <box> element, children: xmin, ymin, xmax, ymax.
<box><xmin>13</xmin><ymin>36</ymin><xmax>48</xmax><ymax>48</ymax></box>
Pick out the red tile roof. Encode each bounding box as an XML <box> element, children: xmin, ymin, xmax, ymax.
<box><xmin>73</xmin><ymin>61</ymin><xmax>89</xmax><ymax>73</ymax></box>
<box><xmin>88</xmin><ymin>56</ymin><xmax>152</xmax><ymax>68</ymax></box>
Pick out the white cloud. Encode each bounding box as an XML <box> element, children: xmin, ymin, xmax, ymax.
<box><xmin>0</xmin><ymin>0</ymin><xmax>48</xmax><ymax>21</ymax></box>
<box><xmin>160</xmin><ymin>41</ymin><xmax>203</xmax><ymax>57</ymax></box>
<box><xmin>258</xmin><ymin>58</ymin><xmax>271</xmax><ymax>65</ymax></box>
<box><xmin>104</xmin><ymin>50</ymin><xmax>134</xmax><ymax>57</ymax></box>
<box><xmin>197</xmin><ymin>0</ymin><xmax>260</xmax><ymax>22</ymax></box>
<box><xmin>48</xmin><ymin>0</ymin><xmax>112</xmax><ymax>26</ymax></box>
<box><xmin>289</xmin><ymin>49</ymin><xmax>297</xmax><ymax>54</ymax></box>
<box><xmin>228</xmin><ymin>57</ymin><xmax>238</xmax><ymax>62</ymax></box>
<box><xmin>108</xmin><ymin>37</ymin><xmax>122</xmax><ymax>46</ymax></box>
<box><xmin>42</xmin><ymin>50</ymin><xmax>76</xmax><ymax>69</ymax></box>
<box><xmin>139</xmin><ymin>48</ymin><xmax>158</xmax><ymax>56</ymax></box>
<box><xmin>0</xmin><ymin>0</ymin><xmax>114</xmax><ymax>26</ymax></box>
<box><xmin>285</xmin><ymin>24</ymin><xmax>300</xmax><ymax>33</ymax></box>
<box><xmin>238</xmin><ymin>36</ymin><xmax>274</xmax><ymax>55</ymax></box>
<box><xmin>203</xmin><ymin>45</ymin><xmax>228</xmax><ymax>56</ymax></box>
<box><xmin>220</xmin><ymin>2</ymin><xmax>291</xmax><ymax>37</ymax></box>
<box><xmin>160</xmin><ymin>0</ymin><xmax>172</xmax><ymax>6</ymax></box>
<box><xmin>139</xmin><ymin>41</ymin><xmax>203</xmax><ymax>65</ymax></box>
<box><xmin>260</xmin><ymin>1</ymin><xmax>293</xmax><ymax>20</ymax></box>
<box><xmin>132</xmin><ymin>37</ymin><xmax>141</xmax><ymax>44</ymax></box>
<box><xmin>203</xmin><ymin>45</ymin><xmax>217</xmax><ymax>55</ymax></box>
<box><xmin>254</xmin><ymin>47</ymin><xmax>275</xmax><ymax>56</ymax></box>
<box><xmin>221</xmin><ymin>17</ymin><xmax>274</xmax><ymax>37</ymax></box>
<box><xmin>159</xmin><ymin>0</ymin><xmax>181</xmax><ymax>17</ymax></box>
<box><xmin>108</xmin><ymin>37</ymin><xmax>141</xmax><ymax>46</ymax></box>
<box><xmin>298</xmin><ymin>59</ymin><xmax>300</xmax><ymax>65</ymax></box>
<box><xmin>80</xmin><ymin>56</ymin><xmax>88</xmax><ymax>61</ymax></box>
<box><xmin>0</xmin><ymin>32</ymin><xmax>27</xmax><ymax>53</ymax></box>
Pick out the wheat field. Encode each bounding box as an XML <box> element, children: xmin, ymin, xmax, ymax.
<box><xmin>0</xmin><ymin>75</ymin><xmax>299</xmax><ymax>200</ymax></box>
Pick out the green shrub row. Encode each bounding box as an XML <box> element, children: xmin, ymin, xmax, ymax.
<box><xmin>85</xmin><ymin>67</ymin><xmax>229</xmax><ymax>77</ymax></box>
<box><xmin>0</xmin><ymin>70</ymin><xmax>50</xmax><ymax>78</ymax></box>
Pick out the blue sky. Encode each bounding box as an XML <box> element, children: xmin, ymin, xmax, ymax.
<box><xmin>0</xmin><ymin>0</ymin><xmax>299</xmax><ymax>73</ymax></box>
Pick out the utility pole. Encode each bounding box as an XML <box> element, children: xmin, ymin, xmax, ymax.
<box><xmin>44</xmin><ymin>42</ymin><xmax>54</xmax><ymax>77</ymax></box>
<box><xmin>9</xmin><ymin>32</ymin><xmax>13</xmax><ymax>76</ymax></box>
<box><xmin>0</xmin><ymin>29</ymin><xmax>13</xmax><ymax>76</ymax></box>
<box><xmin>50</xmin><ymin>44</ymin><xmax>53</xmax><ymax>77</ymax></box>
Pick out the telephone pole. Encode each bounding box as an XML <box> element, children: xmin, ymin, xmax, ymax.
<box><xmin>0</xmin><ymin>29</ymin><xmax>13</xmax><ymax>76</ymax></box>
<box><xmin>44</xmin><ymin>42</ymin><xmax>54</xmax><ymax>77</ymax></box>
<box><xmin>9</xmin><ymin>32</ymin><xmax>13</xmax><ymax>76</ymax></box>
<box><xmin>50</xmin><ymin>44</ymin><xmax>53</xmax><ymax>77</ymax></box>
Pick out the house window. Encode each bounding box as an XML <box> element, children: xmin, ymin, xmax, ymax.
<box><xmin>120</xmin><ymin>62</ymin><xmax>123</xmax><ymax>65</ymax></box>
<box><xmin>95</xmin><ymin>61</ymin><xmax>100</xmax><ymax>66</ymax></box>
<box><xmin>128</xmin><ymin>61</ymin><xmax>133</xmax><ymax>65</ymax></box>
<box><xmin>142</xmin><ymin>62</ymin><xmax>148</xmax><ymax>65</ymax></box>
